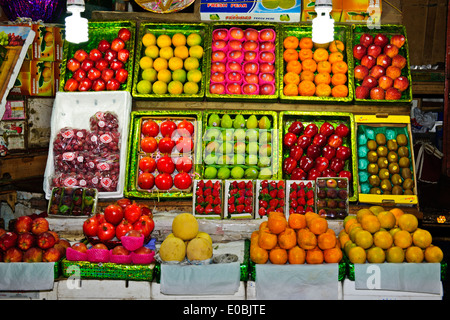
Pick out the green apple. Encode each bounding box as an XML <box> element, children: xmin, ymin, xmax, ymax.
<box><xmin>259</xmin><ymin>144</ymin><xmax>272</xmax><ymax>157</ymax></box>
<box><xmin>230</xmin><ymin>166</ymin><xmax>245</xmax><ymax>179</ymax></box>
<box><xmin>245</xmin><ymin>129</ymin><xmax>259</xmax><ymax>142</ymax></box>
<box><xmin>233</xmin><ymin>128</ymin><xmax>246</xmax><ymax>142</ymax></box>
<box><xmin>246</xmin><ymin>142</ymin><xmax>259</xmax><ymax>155</ymax></box>
<box><xmin>217</xmin><ymin>167</ymin><xmax>231</xmax><ymax>179</ymax></box>
<box><xmin>204</xmin><ymin>166</ymin><xmax>218</xmax><ymax>179</ymax></box>
<box><xmin>257</xmin><ymin>156</ymin><xmax>271</xmax><ymax>168</ymax></box>
<box><xmin>232</xmin><ymin>154</ymin><xmax>245</xmax><ymax>165</ymax></box>
<box><xmin>244</xmin><ymin>167</ymin><xmax>259</xmax><ymax>179</ymax></box>
<box><xmin>234</xmin><ymin>141</ymin><xmax>246</xmax><ymax>155</ymax></box>
<box><xmin>204</xmin><ymin>128</ymin><xmax>221</xmax><ymax>141</ymax></box>
<box><xmin>204</xmin><ymin>153</ymin><xmax>218</xmax><ymax>165</ymax></box>
<box><xmin>258</xmin><ymin>167</ymin><xmax>273</xmax><ymax>179</ymax></box>
<box><xmin>245</xmin><ymin>154</ymin><xmax>258</xmax><ymax>166</ymax></box>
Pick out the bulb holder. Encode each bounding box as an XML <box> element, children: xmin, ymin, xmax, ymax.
<box><xmin>65</xmin><ymin>4</ymin><xmax>88</xmax><ymax>44</ymax></box>
<box><xmin>312</xmin><ymin>7</ymin><xmax>334</xmax><ymax>45</ymax></box>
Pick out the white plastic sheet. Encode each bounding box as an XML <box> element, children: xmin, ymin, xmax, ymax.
<box><xmin>0</xmin><ymin>262</ymin><xmax>55</xmax><ymax>291</ymax></box>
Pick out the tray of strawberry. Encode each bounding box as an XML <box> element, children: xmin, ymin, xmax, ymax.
<box><xmin>255</xmin><ymin>180</ymin><xmax>286</xmax><ymax>219</ymax></box>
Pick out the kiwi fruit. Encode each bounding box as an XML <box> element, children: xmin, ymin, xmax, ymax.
<box><xmin>369</xmin><ymin>175</ymin><xmax>381</xmax><ymax>187</ymax></box>
<box><xmin>387</xmin><ymin>139</ymin><xmax>398</xmax><ymax>151</ymax></box>
<box><xmin>387</xmin><ymin>151</ymin><xmax>398</xmax><ymax>163</ymax></box>
<box><xmin>401</xmin><ymin>167</ymin><xmax>412</xmax><ymax>179</ymax></box>
<box><xmin>377</xmin><ymin>157</ymin><xmax>388</xmax><ymax>169</ymax></box>
<box><xmin>378</xmin><ymin>168</ymin><xmax>390</xmax><ymax>180</ymax></box>
<box><xmin>397</xmin><ymin>133</ymin><xmax>408</xmax><ymax>146</ymax></box>
<box><xmin>388</xmin><ymin>162</ymin><xmax>400</xmax><ymax>174</ymax></box>
<box><xmin>403</xmin><ymin>178</ymin><xmax>414</xmax><ymax>190</ymax></box>
<box><xmin>399</xmin><ymin>156</ymin><xmax>410</xmax><ymax>168</ymax></box>
<box><xmin>367</xmin><ymin>163</ymin><xmax>379</xmax><ymax>175</ymax></box>
<box><xmin>367</xmin><ymin>151</ymin><xmax>378</xmax><ymax>163</ymax></box>
<box><xmin>377</xmin><ymin>145</ymin><xmax>388</xmax><ymax>157</ymax></box>
<box><xmin>375</xmin><ymin>133</ymin><xmax>386</xmax><ymax>146</ymax></box>
<box><xmin>367</xmin><ymin>140</ymin><xmax>377</xmax><ymax>151</ymax></box>
<box><xmin>392</xmin><ymin>185</ymin><xmax>403</xmax><ymax>195</ymax></box>
<box><xmin>380</xmin><ymin>179</ymin><xmax>392</xmax><ymax>192</ymax></box>
<box><xmin>397</xmin><ymin>146</ymin><xmax>409</xmax><ymax>158</ymax></box>
<box><xmin>370</xmin><ymin>187</ymin><xmax>382</xmax><ymax>195</ymax></box>
<box><xmin>404</xmin><ymin>189</ymin><xmax>414</xmax><ymax>195</ymax></box>
<box><xmin>391</xmin><ymin>173</ymin><xmax>403</xmax><ymax>186</ymax></box>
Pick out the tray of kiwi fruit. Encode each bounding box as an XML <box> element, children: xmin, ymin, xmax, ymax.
<box><xmin>356</xmin><ymin>124</ymin><xmax>416</xmax><ymax>203</ymax></box>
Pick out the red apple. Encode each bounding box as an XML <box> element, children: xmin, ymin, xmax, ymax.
<box><xmin>376</xmin><ymin>54</ymin><xmax>392</xmax><ymax>69</ymax></box>
<box><xmin>43</xmin><ymin>247</ymin><xmax>62</xmax><ymax>262</ymax></box>
<box><xmin>110</xmin><ymin>59</ymin><xmax>124</xmax><ymax>71</ymax></box>
<box><xmin>378</xmin><ymin>75</ymin><xmax>394</xmax><ymax>90</ymax></box>
<box><xmin>361</xmin><ymin>55</ymin><xmax>376</xmax><ymax>69</ymax></box>
<box><xmin>71</xmin><ymin>242</ymin><xmax>87</xmax><ymax>253</ymax></box>
<box><xmin>243</xmin><ymin>83</ymin><xmax>258</xmax><ymax>95</ymax></box>
<box><xmin>385</xmin><ymin>87</ymin><xmax>402</xmax><ymax>100</ymax></box>
<box><xmin>210</xmin><ymin>83</ymin><xmax>225</xmax><ymax>94</ymax></box>
<box><xmin>227</xmin><ymin>71</ymin><xmax>242</xmax><ymax>82</ymax></box>
<box><xmin>384</xmin><ymin>44</ymin><xmax>399</xmax><ymax>58</ymax></box>
<box><xmin>393</xmin><ymin>76</ymin><xmax>409</xmax><ymax>92</ymax></box>
<box><xmin>361</xmin><ymin>76</ymin><xmax>378</xmax><ymax>89</ymax></box>
<box><xmin>78</xmin><ymin>78</ymin><xmax>92</xmax><ymax>91</ymax></box>
<box><xmin>259</xmin><ymin>62</ymin><xmax>274</xmax><ymax>73</ymax></box>
<box><xmin>89</xmin><ymin>48</ymin><xmax>102</xmax><ymax>62</ymax></box>
<box><xmin>354</xmin><ymin>65</ymin><xmax>369</xmax><ymax>81</ymax></box>
<box><xmin>64</xmin><ymin>78</ymin><xmax>79</xmax><ymax>91</ymax></box>
<box><xmin>373</xmin><ymin>33</ymin><xmax>389</xmax><ymax>47</ymax></box>
<box><xmin>304</xmin><ymin>123</ymin><xmax>318</xmax><ymax>138</ymax></box>
<box><xmin>111</xmin><ymin>38</ymin><xmax>125</xmax><ymax>52</ymax></box>
<box><xmin>101</xmin><ymin>68</ymin><xmax>115</xmax><ymax>82</ymax></box>
<box><xmin>370</xmin><ymin>87</ymin><xmax>385</xmax><ymax>100</ymax></box>
<box><xmin>72</xmin><ymin>69</ymin><xmax>86</xmax><ymax>81</ymax></box>
<box><xmin>339</xmin><ymin>170</ymin><xmax>352</xmax><ymax>179</ymax></box>
<box><xmin>359</xmin><ymin>33</ymin><xmax>374</xmax><ymax>47</ymax></box>
<box><xmin>0</xmin><ymin>232</ymin><xmax>17</xmax><ymax>251</ymax></box>
<box><xmin>285</xmin><ymin>132</ymin><xmax>299</xmax><ymax>148</ymax></box>
<box><xmin>297</xmin><ymin>135</ymin><xmax>312</xmax><ymax>149</ymax></box>
<box><xmin>367</xmin><ymin>45</ymin><xmax>382</xmax><ymax>58</ymax></box>
<box><xmin>4</xmin><ymin>247</ymin><xmax>23</xmax><ymax>262</ymax></box>
<box><xmin>390</xmin><ymin>34</ymin><xmax>406</xmax><ymax>48</ymax></box>
<box><xmin>330</xmin><ymin>158</ymin><xmax>345</xmax><ymax>173</ymax></box>
<box><xmin>322</xmin><ymin>145</ymin><xmax>336</xmax><ymax>160</ymax></box>
<box><xmin>15</xmin><ymin>215</ymin><xmax>33</xmax><ymax>234</ymax></box>
<box><xmin>17</xmin><ymin>232</ymin><xmax>35</xmax><ymax>251</ymax></box>
<box><xmin>391</xmin><ymin>54</ymin><xmax>407</xmax><ymax>69</ymax></box>
<box><xmin>125</xmin><ymin>230</ymin><xmax>142</xmax><ymax>237</ymax></box>
<box><xmin>80</xmin><ymin>58</ymin><xmax>94</xmax><ymax>72</ymax></box>
<box><xmin>336</xmin><ymin>145</ymin><xmax>351</xmax><ymax>160</ymax></box>
<box><xmin>118</xmin><ymin>28</ymin><xmax>131</xmax><ymax>42</ymax></box>
<box><xmin>319</xmin><ymin>122</ymin><xmax>335</xmax><ymax>137</ymax></box>
<box><xmin>87</xmin><ymin>67</ymin><xmax>101</xmax><ymax>81</ymax></box>
<box><xmin>115</xmin><ymin>68</ymin><xmax>128</xmax><ymax>84</ymax></box>
<box><xmin>73</xmin><ymin>49</ymin><xmax>88</xmax><ymax>62</ymax></box>
<box><xmin>93</xmin><ymin>243</ymin><xmax>108</xmax><ymax>250</ymax></box>
<box><xmin>37</xmin><ymin>231</ymin><xmax>56</xmax><ymax>249</ymax></box>
<box><xmin>106</xmin><ymin>78</ymin><xmax>120</xmax><ymax>90</ymax></box>
<box><xmin>386</xmin><ymin>66</ymin><xmax>401</xmax><ymax>80</ymax></box>
<box><xmin>312</xmin><ymin>134</ymin><xmax>327</xmax><ymax>148</ymax></box>
<box><xmin>112</xmin><ymin>245</ymin><xmax>129</xmax><ymax>255</ymax></box>
<box><xmin>95</xmin><ymin>58</ymin><xmax>109</xmax><ymax>71</ymax></box>
<box><xmin>299</xmin><ymin>156</ymin><xmax>314</xmax><ymax>172</ymax></box>
<box><xmin>353</xmin><ymin>44</ymin><xmax>367</xmax><ymax>60</ymax></box>
<box><xmin>328</xmin><ymin>134</ymin><xmax>343</xmax><ymax>148</ymax></box>
<box><xmin>227</xmin><ymin>83</ymin><xmax>241</xmax><ymax>94</ymax></box>
<box><xmin>31</xmin><ymin>217</ymin><xmax>49</xmax><ymax>235</ymax></box>
<box><xmin>117</xmin><ymin>48</ymin><xmax>130</xmax><ymax>62</ymax></box>
<box><xmin>92</xmin><ymin>78</ymin><xmax>106</xmax><ymax>91</ymax></box>
<box><xmin>66</xmin><ymin>58</ymin><xmax>80</xmax><ymax>72</ymax></box>
<box><xmin>104</xmin><ymin>49</ymin><xmax>118</xmax><ymax>62</ymax></box>
<box><xmin>97</xmin><ymin>39</ymin><xmax>111</xmax><ymax>52</ymax></box>
<box><xmin>23</xmin><ymin>247</ymin><xmax>43</xmax><ymax>262</ymax></box>
<box><xmin>369</xmin><ymin>65</ymin><xmax>386</xmax><ymax>79</ymax></box>
<box><xmin>335</xmin><ymin>124</ymin><xmax>350</xmax><ymax>137</ymax></box>
<box><xmin>134</xmin><ymin>246</ymin><xmax>153</xmax><ymax>255</ymax></box>
<box><xmin>291</xmin><ymin>168</ymin><xmax>308</xmax><ymax>180</ymax></box>
<box><xmin>314</xmin><ymin>157</ymin><xmax>329</xmax><ymax>172</ymax></box>
<box><xmin>243</xmin><ymin>62</ymin><xmax>258</xmax><ymax>74</ymax></box>
<box><xmin>355</xmin><ymin>85</ymin><xmax>370</xmax><ymax>99</ymax></box>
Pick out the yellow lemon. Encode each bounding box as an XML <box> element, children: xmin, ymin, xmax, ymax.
<box><xmin>152</xmin><ymin>80</ymin><xmax>168</xmax><ymax>94</ymax></box>
<box><xmin>153</xmin><ymin>57</ymin><xmax>168</xmax><ymax>72</ymax></box>
<box><xmin>157</xmin><ymin>34</ymin><xmax>172</xmax><ymax>48</ymax></box>
<box><xmin>174</xmin><ymin>45</ymin><xmax>189</xmax><ymax>60</ymax></box>
<box><xmin>183</xmin><ymin>81</ymin><xmax>199</xmax><ymax>94</ymax></box>
<box><xmin>159</xmin><ymin>46</ymin><xmax>174</xmax><ymax>60</ymax></box>
<box><xmin>186</xmin><ymin>33</ymin><xmax>202</xmax><ymax>47</ymax></box>
<box><xmin>189</xmin><ymin>45</ymin><xmax>204</xmax><ymax>59</ymax></box>
<box><xmin>136</xmin><ymin>80</ymin><xmax>152</xmax><ymax>94</ymax></box>
<box><xmin>168</xmin><ymin>80</ymin><xmax>184</xmax><ymax>94</ymax></box>
<box><xmin>157</xmin><ymin>69</ymin><xmax>172</xmax><ymax>83</ymax></box>
<box><xmin>142</xmin><ymin>68</ymin><xmax>157</xmax><ymax>82</ymax></box>
<box><xmin>187</xmin><ymin>69</ymin><xmax>202</xmax><ymax>83</ymax></box>
<box><xmin>142</xmin><ymin>33</ymin><xmax>156</xmax><ymax>47</ymax></box>
<box><xmin>168</xmin><ymin>56</ymin><xmax>184</xmax><ymax>71</ymax></box>
<box><xmin>139</xmin><ymin>56</ymin><xmax>153</xmax><ymax>70</ymax></box>
<box><xmin>172</xmin><ymin>33</ymin><xmax>187</xmax><ymax>47</ymax></box>
<box><xmin>144</xmin><ymin>45</ymin><xmax>159</xmax><ymax>59</ymax></box>
<box><xmin>184</xmin><ymin>57</ymin><xmax>199</xmax><ymax>71</ymax></box>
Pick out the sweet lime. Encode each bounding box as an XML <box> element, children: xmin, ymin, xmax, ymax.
<box><xmin>159</xmin><ymin>46</ymin><xmax>174</xmax><ymax>60</ymax></box>
<box><xmin>172</xmin><ymin>69</ymin><xmax>187</xmax><ymax>83</ymax></box>
<box><xmin>157</xmin><ymin>69</ymin><xmax>172</xmax><ymax>83</ymax></box>
<box><xmin>184</xmin><ymin>57</ymin><xmax>199</xmax><ymax>71</ymax></box>
<box><xmin>168</xmin><ymin>56</ymin><xmax>184</xmax><ymax>71</ymax></box>
<box><xmin>168</xmin><ymin>80</ymin><xmax>184</xmax><ymax>94</ymax></box>
<box><xmin>136</xmin><ymin>79</ymin><xmax>152</xmax><ymax>94</ymax></box>
<box><xmin>139</xmin><ymin>56</ymin><xmax>153</xmax><ymax>70</ymax></box>
<box><xmin>156</xmin><ymin>34</ymin><xmax>172</xmax><ymax>48</ymax></box>
<box><xmin>172</xmin><ymin>33</ymin><xmax>187</xmax><ymax>47</ymax></box>
<box><xmin>189</xmin><ymin>45</ymin><xmax>204</xmax><ymax>59</ymax></box>
<box><xmin>142</xmin><ymin>33</ymin><xmax>156</xmax><ymax>47</ymax></box>
<box><xmin>186</xmin><ymin>33</ymin><xmax>202</xmax><ymax>47</ymax></box>
<box><xmin>144</xmin><ymin>45</ymin><xmax>159</xmax><ymax>59</ymax></box>
<box><xmin>174</xmin><ymin>46</ymin><xmax>189</xmax><ymax>60</ymax></box>
<box><xmin>152</xmin><ymin>80</ymin><xmax>168</xmax><ymax>94</ymax></box>
<box><xmin>183</xmin><ymin>81</ymin><xmax>199</xmax><ymax>94</ymax></box>
<box><xmin>142</xmin><ymin>68</ymin><xmax>157</xmax><ymax>82</ymax></box>
<box><xmin>187</xmin><ymin>69</ymin><xmax>202</xmax><ymax>83</ymax></box>
<box><xmin>153</xmin><ymin>57</ymin><xmax>168</xmax><ymax>72</ymax></box>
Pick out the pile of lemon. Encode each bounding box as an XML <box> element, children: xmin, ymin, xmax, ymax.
<box><xmin>340</xmin><ymin>206</ymin><xmax>444</xmax><ymax>264</ymax></box>
<box><xmin>136</xmin><ymin>32</ymin><xmax>203</xmax><ymax>95</ymax></box>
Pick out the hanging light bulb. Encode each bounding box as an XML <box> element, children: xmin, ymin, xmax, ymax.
<box><xmin>312</xmin><ymin>0</ymin><xmax>334</xmax><ymax>47</ymax></box>
<box><xmin>65</xmin><ymin>0</ymin><xmax>88</xmax><ymax>44</ymax></box>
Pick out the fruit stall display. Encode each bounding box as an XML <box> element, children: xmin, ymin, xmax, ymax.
<box><xmin>124</xmin><ymin>110</ymin><xmax>202</xmax><ymax>198</ymax></box>
<box><xmin>206</xmin><ymin>22</ymin><xmax>280</xmax><ymax>101</ymax></box>
<box><xmin>279</xmin><ymin>111</ymin><xmax>358</xmax><ymax>203</ymax></box>
<box><xmin>132</xmin><ymin>23</ymin><xmax>207</xmax><ymax>100</ymax></box>
<box><xmin>61</xmin><ymin>198</ymin><xmax>156</xmax><ymax>281</ymax></box>
<box><xmin>61</xmin><ymin>21</ymin><xmax>136</xmax><ymax>92</ymax></box>
<box><xmin>0</xmin><ymin>215</ymin><xmax>69</xmax><ymax>272</ymax></box>
<box><xmin>201</xmin><ymin>110</ymin><xmax>278</xmax><ymax>181</ymax></box>
<box><xmin>355</xmin><ymin>115</ymin><xmax>418</xmax><ymax>204</ymax></box>
<box><xmin>279</xmin><ymin>24</ymin><xmax>353</xmax><ymax>103</ymax></box>
<box><xmin>351</xmin><ymin>25</ymin><xmax>412</xmax><ymax>104</ymax></box>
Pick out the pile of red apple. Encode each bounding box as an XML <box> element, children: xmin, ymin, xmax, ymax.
<box><xmin>194</xmin><ymin>180</ymin><xmax>222</xmax><ymax>216</ymax></box>
<box><xmin>64</xmin><ymin>28</ymin><xmax>132</xmax><ymax>92</ymax></box>
<box><xmin>0</xmin><ymin>214</ymin><xmax>70</xmax><ymax>263</ymax></box>
<box><xmin>51</xmin><ymin>111</ymin><xmax>121</xmax><ymax>193</ymax></box>
<box><xmin>137</xmin><ymin>118</ymin><xmax>195</xmax><ymax>192</ymax></box>
<box><xmin>353</xmin><ymin>32</ymin><xmax>409</xmax><ymax>100</ymax></box>
<box><xmin>82</xmin><ymin>198</ymin><xmax>154</xmax><ymax>244</ymax></box>
<box><xmin>209</xmin><ymin>27</ymin><xmax>276</xmax><ymax>96</ymax></box>
<box><xmin>282</xmin><ymin>120</ymin><xmax>352</xmax><ymax>181</ymax></box>
<box><xmin>257</xmin><ymin>180</ymin><xmax>285</xmax><ymax>218</ymax></box>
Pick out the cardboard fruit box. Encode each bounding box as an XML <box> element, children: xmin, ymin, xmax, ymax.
<box><xmin>125</xmin><ymin>110</ymin><xmax>203</xmax><ymax>199</ymax></box>
<box><xmin>132</xmin><ymin>22</ymin><xmax>208</xmax><ymax>101</ymax></box>
<box><xmin>355</xmin><ymin>114</ymin><xmax>418</xmax><ymax>205</ymax></box>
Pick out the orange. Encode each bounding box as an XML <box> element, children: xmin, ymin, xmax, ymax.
<box><xmin>318</xmin><ymin>232</ymin><xmax>337</xmax><ymax>250</ymax></box>
<box><xmin>269</xmin><ymin>247</ymin><xmax>288</xmax><ymax>264</ymax></box>
<box><xmin>373</xmin><ymin>230</ymin><xmax>394</xmax><ymax>249</ymax></box>
<box><xmin>412</xmin><ymin>228</ymin><xmax>432</xmax><ymax>249</ymax></box>
<box><xmin>390</xmin><ymin>208</ymin><xmax>405</xmax><ymax>226</ymax></box>
<box><xmin>377</xmin><ymin>211</ymin><xmax>396</xmax><ymax>229</ymax></box>
<box><xmin>299</xmin><ymin>37</ymin><xmax>313</xmax><ymax>49</ymax></box>
<box><xmin>331</xmin><ymin>73</ymin><xmax>347</xmax><ymax>86</ymax></box>
<box><xmin>331</xmin><ymin>61</ymin><xmax>348</xmax><ymax>74</ymax></box>
<box><xmin>314</xmin><ymin>72</ymin><xmax>331</xmax><ymax>85</ymax></box>
<box><xmin>360</xmin><ymin>214</ymin><xmax>381</xmax><ymax>234</ymax></box>
<box><xmin>393</xmin><ymin>230</ymin><xmax>412</xmax><ymax>249</ymax></box>
<box><xmin>278</xmin><ymin>227</ymin><xmax>297</xmax><ymax>250</ymax></box>
<box><xmin>259</xmin><ymin>220</ymin><xmax>268</xmax><ymax>232</ymax></box>
<box><xmin>398</xmin><ymin>213</ymin><xmax>418</xmax><ymax>233</ymax></box>
<box><xmin>298</xmin><ymin>80</ymin><xmax>316</xmax><ymax>96</ymax></box>
<box><xmin>338</xmin><ymin>231</ymin><xmax>351</xmax><ymax>249</ymax></box>
<box><xmin>250</xmin><ymin>244</ymin><xmax>269</xmax><ymax>264</ymax></box>
<box><xmin>298</xmin><ymin>48</ymin><xmax>313</xmax><ymax>61</ymax></box>
<box><xmin>405</xmin><ymin>246</ymin><xmax>424</xmax><ymax>263</ymax></box>
<box><xmin>306</xmin><ymin>247</ymin><xmax>324</xmax><ymax>264</ymax></box>
<box><xmin>331</xmin><ymin>84</ymin><xmax>348</xmax><ymax>98</ymax></box>
<box><xmin>302</xmin><ymin>58</ymin><xmax>317</xmax><ymax>73</ymax></box>
<box><xmin>328</xmin><ymin>51</ymin><xmax>344</xmax><ymax>64</ymax></box>
<box><xmin>344</xmin><ymin>217</ymin><xmax>358</xmax><ymax>233</ymax></box>
<box><xmin>308</xmin><ymin>217</ymin><xmax>328</xmax><ymax>235</ymax></box>
<box><xmin>317</xmin><ymin>60</ymin><xmax>332</xmax><ymax>74</ymax></box>
<box><xmin>258</xmin><ymin>230</ymin><xmax>277</xmax><ymax>250</ymax></box>
<box><xmin>288</xmin><ymin>213</ymin><xmax>306</xmax><ymax>230</ymax></box>
<box><xmin>348</xmin><ymin>246</ymin><xmax>367</xmax><ymax>264</ymax></box>
<box><xmin>297</xmin><ymin>228</ymin><xmax>317</xmax><ymax>250</ymax></box>
<box><xmin>283</xmin><ymin>36</ymin><xmax>299</xmax><ymax>49</ymax></box>
<box><xmin>283</xmin><ymin>72</ymin><xmax>300</xmax><ymax>85</ymax></box>
<box><xmin>424</xmin><ymin>245</ymin><xmax>444</xmax><ymax>263</ymax></box>
<box><xmin>268</xmin><ymin>212</ymin><xmax>285</xmax><ymax>218</ymax></box>
<box><xmin>300</xmin><ymin>70</ymin><xmax>315</xmax><ymax>82</ymax></box>
<box><xmin>328</xmin><ymin>40</ymin><xmax>345</xmax><ymax>53</ymax></box>
<box><xmin>288</xmin><ymin>245</ymin><xmax>306</xmax><ymax>264</ymax></box>
<box><xmin>267</xmin><ymin>215</ymin><xmax>287</xmax><ymax>234</ymax></box>
<box><xmin>313</xmin><ymin>48</ymin><xmax>329</xmax><ymax>62</ymax></box>
<box><xmin>323</xmin><ymin>246</ymin><xmax>343</xmax><ymax>263</ymax></box>
<box><xmin>305</xmin><ymin>211</ymin><xmax>319</xmax><ymax>225</ymax></box>
<box><xmin>283</xmin><ymin>48</ymin><xmax>299</xmax><ymax>62</ymax></box>
<box><xmin>286</xmin><ymin>60</ymin><xmax>302</xmax><ymax>74</ymax></box>
<box><xmin>250</xmin><ymin>230</ymin><xmax>259</xmax><ymax>246</ymax></box>
<box><xmin>283</xmin><ymin>83</ymin><xmax>299</xmax><ymax>96</ymax></box>
<box><xmin>315</xmin><ymin>83</ymin><xmax>332</xmax><ymax>97</ymax></box>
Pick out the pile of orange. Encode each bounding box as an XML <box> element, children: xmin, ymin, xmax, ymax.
<box><xmin>340</xmin><ymin>206</ymin><xmax>444</xmax><ymax>264</ymax></box>
<box><xmin>250</xmin><ymin>211</ymin><xmax>343</xmax><ymax>265</ymax></box>
<box><xmin>282</xmin><ymin>36</ymin><xmax>349</xmax><ymax>98</ymax></box>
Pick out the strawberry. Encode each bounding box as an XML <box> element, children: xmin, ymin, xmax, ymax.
<box><xmin>195</xmin><ymin>188</ymin><xmax>203</xmax><ymax>196</ymax></box>
<box><xmin>260</xmin><ymin>180</ymin><xmax>268</xmax><ymax>188</ymax></box>
<box><xmin>195</xmin><ymin>205</ymin><xmax>204</xmax><ymax>214</ymax></box>
<box><xmin>205</xmin><ymin>204</ymin><xmax>214</xmax><ymax>214</ymax></box>
<box><xmin>278</xmin><ymin>199</ymin><xmax>285</xmax><ymax>208</ymax></box>
<box><xmin>246</xmin><ymin>181</ymin><xmax>253</xmax><ymax>189</ymax></box>
<box><xmin>260</xmin><ymin>188</ymin><xmax>269</xmax><ymax>195</ymax></box>
<box><xmin>306</xmin><ymin>190</ymin><xmax>314</xmax><ymax>199</ymax></box>
<box><xmin>269</xmin><ymin>189</ymin><xmax>278</xmax><ymax>199</ymax></box>
<box><xmin>228</xmin><ymin>197</ymin><xmax>235</xmax><ymax>205</ymax></box>
<box><xmin>228</xmin><ymin>204</ymin><xmax>235</xmax><ymax>213</ymax></box>
<box><xmin>236</xmin><ymin>204</ymin><xmax>245</xmax><ymax>213</ymax></box>
<box><xmin>245</xmin><ymin>189</ymin><xmax>253</xmax><ymax>197</ymax></box>
<box><xmin>245</xmin><ymin>197</ymin><xmax>253</xmax><ymax>206</ymax></box>
<box><xmin>212</xmin><ymin>189</ymin><xmax>220</xmax><ymax>197</ymax></box>
<box><xmin>277</xmin><ymin>189</ymin><xmax>285</xmax><ymax>199</ymax></box>
<box><xmin>198</xmin><ymin>180</ymin><xmax>205</xmax><ymax>188</ymax></box>
<box><xmin>259</xmin><ymin>200</ymin><xmax>268</xmax><ymax>208</ymax></box>
<box><xmin>258</xmin><ymin>207</ymin><xmax>267</xmax><ymax>216</ymax></box>
<box><xmin>196</xmin><ymin>195</ymin><xmax>205</xmax><ymax>204</ymax></box>
<box><xmin>205</xmin><ymin>180</ymin><xmax>213</xmax><ymax>188</ymax></box>
<box><xmin>297</xmin><ymin>197</ymin><xmax>306</xmax><ymax>206</ymax></box>
<box><xmin>237</xmin><ymin>196</ymin><xmax>245</xmax><ymax>204</ymax></box>
<box><xmin>213</xmin><ymin>181</ymin><xmax>221</xmax><ymax>189</ymax></box>
<box><xmin>290</xmin><ymin>199</ymin><xmax>298</xmax><ymax>208</ymax></box>
<box><xmin>214</xmin><ymin>197</ymin><xmax>221</xmax><ymax>205</ymax></box>
<box><xmin>238</xmin><ymin>181</ymin><xmax>246</xmax><ymax>189</ymax></box>
<box><xmin>306</xmin><ymin>198</ymin><xmax>314</xmax><ymax>206</ymax></box>
<box><xmin>213</xmin><ymin>205</ymin><xmax>221</xmax><ymax>215</ymax></box>
<box><xmin>277</xmin><ymin>181</ymin><xmax>285</xmax><ymax>189</ymax></box>
<box><xmin>203</xmin><ymin>188</ymin><xmax>212</xmax><ymax>196</ymax></box>
<box><xmin>289</xmin><ymin>191</ymin><xmax>297</xmax><ymax>200</ymax></box>
<box><xmin>269</xmin><ymin>198</ymin><xmax>279</xmax><ymax>208</ymax></box>
<box><xmin>238</xmin><ymin>189</ymin><xmax>245</xmax><ymax>197</ymax></box>
<box><xmin>244</xmin><ymin>205</ymin><xmax>252</xmax><ymax>213</ymax></box>
<box><xmin>297</xmin><ymin>189</ymin><xmax>305</xmax><ymax>198</ymax></box>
